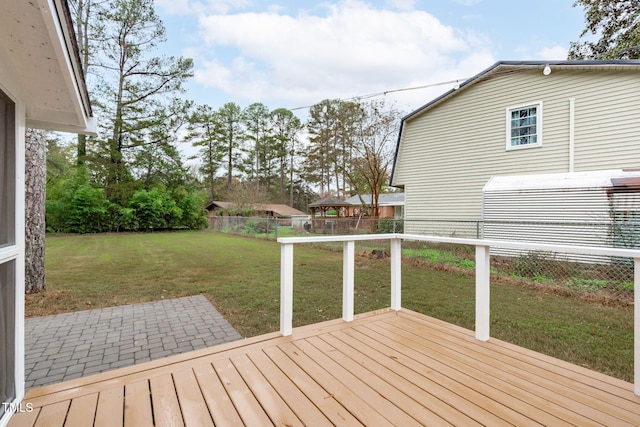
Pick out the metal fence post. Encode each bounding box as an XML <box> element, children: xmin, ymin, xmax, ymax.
<box><xmin>475</xmin><ymin>244</ymin><xmax>490</xmax><ymax>341</ymax></box>
<box><xmin>635</xmin><ymin>257</ymin><xmax>640</xmax><ymax>396</ymax></box>
<box><xmin>280</xmin><ymin>243</ymin><xmax>294</xmax><ymax>336</ymax></box>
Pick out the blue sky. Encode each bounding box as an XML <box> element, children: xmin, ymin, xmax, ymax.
<box><xmin>155</xmin><ymin>0</ymin><xmax>587</xmax><ymax>116</ymax></box>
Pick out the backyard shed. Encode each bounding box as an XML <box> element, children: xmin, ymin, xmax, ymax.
<box><xmin>482</xmin><ymin>169</ymin><xmax>640</xmax><ymax>261</ymax></box>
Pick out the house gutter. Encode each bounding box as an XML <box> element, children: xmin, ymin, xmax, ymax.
<box><xmin>569</xmin><ymin>97</ymin><xmax>575</xmax><ymax>172</ymax></box>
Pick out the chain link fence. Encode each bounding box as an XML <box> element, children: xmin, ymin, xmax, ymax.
<box><xmin>209</xmin><ymin>216</ymin><xmax>635</xmax><ymax>298</ymax></box>
<box><xmin>208</xmin><ymin>215</ymin><xmax>404</xmax><ymax>239</ymax></box>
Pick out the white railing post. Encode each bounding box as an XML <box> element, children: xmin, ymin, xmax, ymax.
<box><xmin>280</xmin><ymin>243</ymin><xmax>294</xmax><ymax>336</ymax></box>
<box><xmin>343</xmin><ymin>240</ymin><xmax>355</xmax><ymax>322</ymax></box>
<box><xmin>475</xmin><ymin>244</ymin><xmax>491</xmax><ymax>341</ymax></box>
<box><xmin>390</xmin><ymin>237</ymin><xmax>402</xmax><ymax>311</ymax></box>
<box><xmin>635</xmin><ymin>258</ymin><xmax>640</xmax><ymax>396</ymax></box>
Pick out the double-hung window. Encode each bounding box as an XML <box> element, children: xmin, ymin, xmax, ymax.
<box><xmin>506</xmin><ymin>101</ymin><xmax>542</xmax><ymax>150</ymax></box>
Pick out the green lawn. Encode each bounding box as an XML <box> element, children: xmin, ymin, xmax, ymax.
<box><xmin>32</xmin><ymin>230</ymin><xmax>634</xmax><ymax>382</ymax></box>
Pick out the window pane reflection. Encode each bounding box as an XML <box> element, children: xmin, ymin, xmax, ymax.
<box><xmin>0</xmin><ymin>91</ymin><xmax>15</xmax><ymax>247</ymax></box>
<box><xmin>0</xmin><ymin>260</ymin><xmax>16</xmax><ymax>418</ymax></box>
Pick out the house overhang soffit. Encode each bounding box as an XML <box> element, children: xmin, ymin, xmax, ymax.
<box><xmin>0</xmin><ymin>0</ymin><xmax>96</xmax><ymax>135</ymax></box>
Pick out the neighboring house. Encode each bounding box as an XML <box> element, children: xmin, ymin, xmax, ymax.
<box><xmin>343</xmin><ymin>193</ymin><xmax>404</xmax><ymax>219</ymax></box>
<box><xmin>391</xmin><ymin>60</ymin><xmax>640</xmax><ymax>235</ymax></box>
<box><xmin>205</xmin><ymin>201</ymin><xmax>305</xmax><ymax>218</ymax></box>
<box><xmin>1</xmin><ymin>1</ymin><xmax>96</xmax><ymax>425</ymax></box>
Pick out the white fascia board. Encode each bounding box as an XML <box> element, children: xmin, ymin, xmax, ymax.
<box><xmin>36</xmin><ymin>0</ymin><xmax>96</xmax><ymax>135</ymax></box>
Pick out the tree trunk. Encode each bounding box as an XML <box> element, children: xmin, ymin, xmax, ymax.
<box><xmin>24</xmin><ymin>129</ymin><xmax>46</xmax><ymax>294</ymax></box>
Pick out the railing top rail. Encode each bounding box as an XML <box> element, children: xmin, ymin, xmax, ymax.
<box><xmin>277</xmin><ymin>233</ymin><xmax>640</xmax><ymax>259</ymax></box>
<box><xmin>276</xmin><ymin>234</ymin><xmax>402</xmax><ymax>244</ymax></box>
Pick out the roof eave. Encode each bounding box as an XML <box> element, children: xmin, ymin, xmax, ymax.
<box><xmin>1</xmin><ymin>0</ymin><xmax>96</xmax><ymax>135</ymax></box>
<box><xmin>389</xmin><ymin>59</ymin><xmax>640</xmax><ymax>186</ymax></box>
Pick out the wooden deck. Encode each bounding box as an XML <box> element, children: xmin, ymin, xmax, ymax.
<box><xmin>9</xmin><ymin>309</ymin><xmax>640</xmax><ymax>426</ymax></box>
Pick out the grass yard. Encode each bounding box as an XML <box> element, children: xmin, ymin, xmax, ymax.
<box><xmin>30</xmin><ymin>230</ymin><xmax>634</xmax><ymax>382</ymax></box>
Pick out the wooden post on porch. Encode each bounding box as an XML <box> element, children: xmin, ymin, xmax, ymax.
<box><xmin>475</xmin><ymin>244</ymin><xmax>491</xmax><ymax>342</ymax></box>
<box><xmin>343</xmin><ymin>240</ymin><xmax>355</xmax><ymax>322</ymax></box>
<box><xmin>280</xmin><ymin>243</ymin><xmax>294</xmax><ymax>336</ymax></box>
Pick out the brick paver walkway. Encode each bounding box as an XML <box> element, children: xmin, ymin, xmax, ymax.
<box><xmin>24</xmin><ymin>295</ymin><xmax>242</xmax><ymax>389</ymax></box>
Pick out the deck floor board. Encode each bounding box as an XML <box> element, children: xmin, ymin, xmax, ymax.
<box><xmin>8</xmin><ymin>309</ymin><xmax>640</xmax><ymax>426</ymax></box>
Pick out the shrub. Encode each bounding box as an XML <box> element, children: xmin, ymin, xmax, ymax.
<box><xmin>129</xmin><ymin>188</ymin><xmax>182</xmax><ymax>231</ymax></box>
<box><xmin>377</xmin><ymin>218</ymin><xmax>403</xmax><ymax>233</ymax></box>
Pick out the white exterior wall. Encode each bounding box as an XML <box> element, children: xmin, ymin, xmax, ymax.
<box><xmin>393</xmin><ymin>68</ymin><xmax>640</xmax><ymax>234</ymax></box>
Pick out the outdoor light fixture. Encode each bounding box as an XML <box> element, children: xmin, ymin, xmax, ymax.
<box><xmin>543</xmin><ymin>64</ymin><xmax>551</xmax><ymax>75</ymax></box>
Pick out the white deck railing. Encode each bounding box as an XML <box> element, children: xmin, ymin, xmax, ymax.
<box><xmin>277</xmin><ymin>233</ymin><xmax>640</xmax><ymax>396</ymax></box>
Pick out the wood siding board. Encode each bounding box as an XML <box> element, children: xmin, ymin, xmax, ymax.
<box><xmin>395</xmin><ymin>313</ymin><xmax>640</xmax><ymax>424</ymax></box>
<box><xmin>192</xmin><ymin>362</ymin><xmax>245</xmax><ymax>426</ymax></box>
<box><xmin>230</xmin><ymin>353</ymin><xmax>304</xmax><ymax>427</ymax></box>
<box><xmin>352</xmin><ymin>323</ymin><xmax>543</xmax><ymax>426</ymax></box>
<box><xmin>123</xmin><ymin>380</ymin><xmax>153</xmax><ymax>427</ymax></box>
<box><xmin>262</xmin><ymin>346</ymin><xmax>364</xmax><ymax>426</ymax></box>
<box><xmin>22</xmin><ymin>332</ymin><xmax>286</xmax><ymax>408</ymax></box>
<box><xmin>277</xmin><ymin>341</ymin><xmax>394</xmax><ymax>426</ymax></box>
<box><xmin>335</xmin><ymin>326</ymin><xmax>510</xmax><ymax>426</ymax></box>
<box><xmin>309</xmin><ymin>334</ymin><xmax>456</xmax><ymax>426</ymax></box>
<box><xmin>245</xmin><ymin>350</ymin><xmax>334</xmax><ymax>427</ymax></box>
<box><xmin>63</xmin><ymin>393</ymin><xmax>98</xmax><ymax>427</ymax></box>
<box><xmin>5</xmin><ymin>409</ymin><xmax>40</xmax><ymax>427</ymax></box>
<box><xmin>211</xmin><ymin>358</ymin><xmax>274</xmax><ymax>426</ymax></box>
<box><xmin>171</xmin><ymin>369</ymin><xmax>213</xmax><ymax>427</ymax></box>
<box><xmin>399</xmin><ymin>309</ymin><xmax>634</xmax><ymax>390</ymax></box>
<box><xmin>33</xmin><ymin>400</ymin><xmax>69</xmax><ymax>427</ymax></box>
<box><xmin>291</xmin><ymin>338</ymin><xmax>423</xmax><ymax>426</ymax></box>
<box><xmin>378</xmin><ymin>318</ymin><xmax>614</xmax><ymax>426</ymax></box>
<box><xmin>94</xmin><ymin>387</ymin><xmax>124</xmax><ymax>427</ymax></box>
<box><xmin>149</xmin><ymin>374</ymin><xmax>185</xmax><ymax>427</ymax></box>
<box><xmin>396</xmin><ymin>311</ymin><xmax>640</xmax><ymax>410</ymax></box>
<box><xmin>13</xmin><ymin>309</ymin><xmax>640</xmax><ymax>426</ymax></box>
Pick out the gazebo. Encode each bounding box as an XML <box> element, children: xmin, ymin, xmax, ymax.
<box><xmin>307</xmin><ymin>196</ymin><xmax>353</xmax><ymax>233</ymax></box>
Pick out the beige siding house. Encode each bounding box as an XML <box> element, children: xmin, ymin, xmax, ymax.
<box><xmin>391</xmin><ymin>61</ymin><xmax>640</xmax><ymax>234</ymax></box>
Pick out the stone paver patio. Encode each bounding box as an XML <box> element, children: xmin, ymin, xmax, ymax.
<box><xmin>24</xmin><ymin>295</ymin><xmax>242</xmax><ymax>389</ymax></box>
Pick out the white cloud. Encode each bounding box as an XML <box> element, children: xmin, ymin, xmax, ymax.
<box><xmin>385</xmin><ymin>0</ymin><xmax>416</xmax><ymax>11</ymax></box>
<box><xmin>192</xmin><ymin>0</ymin><xmax>493</xmax><ymax>110</ymax></box>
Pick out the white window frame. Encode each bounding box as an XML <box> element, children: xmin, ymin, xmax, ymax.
<box><xmin>506</xmin><ymin>101</ymin><xmax>543</xmax><ymax>151</ymax></box>
<box><xmin>0</xmin><ymin>84</ymin><xmax>25</xmax><ymax>427</ymax></box>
